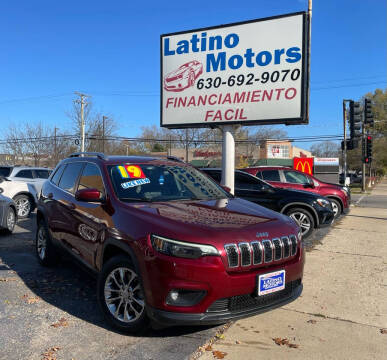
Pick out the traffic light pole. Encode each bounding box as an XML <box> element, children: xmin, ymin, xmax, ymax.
<box><xmin>362</xmin><ymin>124</ymin><xmax>366</xmax><ymax>192</ymax></box>
<box><xmin>343</xmin><ymin>100</ymin><xmax>347</xmax><ymax>185</ymax></box>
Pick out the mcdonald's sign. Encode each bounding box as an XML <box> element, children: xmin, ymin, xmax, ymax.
<box><xmin>293</xmin><ymin>157</ymin><xmax>314</xmax><ymax>175</ymax></box>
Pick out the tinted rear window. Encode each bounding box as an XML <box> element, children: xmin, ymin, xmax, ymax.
<box><xmin>260</xmin><ymin>170</ymin><xmax>281</xmax><ymax>182</ymax></box>
<box><xmin>15</xmin><ymin>170</ymin><xmax>34</xmax><ymax>178</ymax></box>
<box><xmin>35</xmin><ymin>169</ymin><xmax>51</xmax><ymax>179</ymax></box>
<box><xmin>0</xmin><ymin>167</ymin><xmax>12</xmax><ymax>177</ymax></box>
<box><xmin>58</xmin><ymin>163</ymin><xmax>84</xmax><ymax>193</ymax></box>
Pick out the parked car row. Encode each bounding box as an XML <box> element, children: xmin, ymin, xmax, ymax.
<box><xmin>3</xmin><ymin>154</ymin><xmax>349</xmax><ymax>334</ymax></box>
<box><xmin>0</xmin><ymin>166</ymin><xmax>52</xmax><ymax>221</ymax></box>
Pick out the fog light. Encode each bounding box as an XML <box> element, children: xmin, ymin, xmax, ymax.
<box><xmin>166</xmin><ymin>289</ymin><xmax>207</xmax><ymax>307</ymax></box>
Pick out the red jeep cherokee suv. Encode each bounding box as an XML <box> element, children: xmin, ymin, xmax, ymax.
<box><xmin>242</xmin><ymin>166</ymin><xmax>350</xmax><ymax>218</ymax></box>
<box><xmin>36</xmin><ymin>153</ymin><xmax>304</xmax><ymax>333</ymax></box>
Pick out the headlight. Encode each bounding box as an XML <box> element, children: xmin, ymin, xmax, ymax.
<box><xmin>316</xmin><ymin>198</ymin><xmax>331</xmax><ymax>207</ymax></box>
<box><xmin>342</xmin><ymin>186</ymin><xmax>349</xmax><ymax>195</ymax></box>
<box><xmin>151</xmin><ymin>235</ymin><xmax>219</xmax><ymax>259</ymax></box>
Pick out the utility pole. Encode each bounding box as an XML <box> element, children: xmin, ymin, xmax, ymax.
<box><xmin>362</xmin><ymin>126</ymin><xmax>366</xmax><ymax>192</ymax></box>
<box><xmin>102</xmin><ymin>116</ymin><xmax>107</xmax><ymax>154</ymax></box>
<box><xmin>74</xmin><ymin>92</ymin><xmax>89</xmax><ymax>153</ymax></box>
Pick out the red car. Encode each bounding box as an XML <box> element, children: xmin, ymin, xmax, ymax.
<box><xmin>242</xmin><ymin>166</ymin><xmax>350</xmax><ymax>218</ymax></box>
<box><xmin>36</xmin><ymin>153</ymin><xmax>304</xmax><ymax>333</ymax></box>
<box><xmin>164</xmin><ymin>61</ymin><xmax>203</xmax><ymax>92</ymax></box>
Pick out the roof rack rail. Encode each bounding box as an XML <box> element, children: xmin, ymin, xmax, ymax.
<box><xmin>165</xmin><ymin>156</ymin><xmax>185</xmax><ymax>163</ymax></box>
<box><xmin>69</xmin><ymin>152</ymin><xmax>107</xmax><ymax>160</ymax></box>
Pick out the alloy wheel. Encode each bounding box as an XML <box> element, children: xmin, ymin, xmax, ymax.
<box><xmin>289</xmin><ymin>211</ymin><xmax>311</xmax><ymax>236</ymax></box>
<box><xmin>6</xmin><ymin>209</ymin><xmax>16</xmax><ymax>231</ymax></box>
<box><xmin>331</xmin><ymin>202</ymin><xmax>339</xmax><ymax>217</ymax></box>
<box><xmin>15</xmin><ymin>198</ymin><xmax>30</xmax><ymax>217</ymax></box>
<box><xmin>37</xmin><ymin>226</ymin><xmax>47</xmax><ymax>260</ymax></box>
<box><xmin>104</xmin><ymin>267</ymin><xmax>145</xmax><ymax>323</ymax></box>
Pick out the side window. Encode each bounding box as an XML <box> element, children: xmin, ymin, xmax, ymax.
<box><xmin>77</xmin><ymin>163</ymin><xmax>105</xmax><ymax>194</ymax></box>
<box><xmin>58</xmin><ymin>163</ymin><xmax>84</xmax><ymax>194</ymax></box>
<box><xmin>34</xmin><ymin>170</ymin><xmax>50</xmax><ymax>179</ymax></box>
<box><xmin>261</xmin><ymin>170</ymin><xmax>281</xmax><ymax>182</ymax></box>
<box><xmin>15</xmin><ymin>170</ymin><xmax>33</xmax><ymax>178</ymax></box>
<box><xmin>284</xmin><ymin>170</ymin><xmax>310</xmax><ymax>184</ymax></box>
<box><xmin>235</xmin><ymin>172</ymin><xmax>261</xmax><ymax>190</ymax></box>
<box><xmin>256</xmin><ymin>171</ymin><xmax>263</xmax><ymax>180</ymax></box>
<box><xmin>205</xmin><ymin>171</ymin><xmax>221</xmax><ymax>183</ymax></box>
<box><xmin>51</xmin><ymin>165</ymin><xmax>66</xmax><ymax>185</ymax></box>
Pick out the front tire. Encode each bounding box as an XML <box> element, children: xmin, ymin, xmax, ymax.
<box><xmin>329</xmin><ymin>198</ymin><xmax>342</xmax><ymax>219</ymax></box>
<box><xmin>5</xmin><ymin>207</ymin><xmax>16</xmax><ymax>233</ymax></box>
<box><xmin>286</xmin><ymin>207</ymin><xmax>315</xmax><ymax>239</ymax></box>
<box><xmin>35</xmin><ymin>220</ymin><xmax>58</xmax><ymax>266</ymax></box>
<box><xmin>97</xmin><ymin>255</ymin><xmax>149</xmax><ymax>334</ymax></box>
<box><xmin>13</xmin><ymin>195</ymin><xmax>32</xmax><ymax>218</ymax></box>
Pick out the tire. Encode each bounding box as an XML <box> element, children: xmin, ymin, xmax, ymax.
<box><xmin>97</xmin><ymin>255</ymin><xmax>149</xmax><ymax>334</ymax></box>
<box><xmin>329</xmin><ymin>198</ymin><xmax>342</xmax><ymax>219</ymax></box>
<box><xmin>13</xmin><ymin>194</ymin><xmax>32</xmax><ymax>218</ymax></box>
<box><xmin>286</xmin><ymin>207</ymin><xmax>315</xmax><ymax>239</ymax></box>
<box><xmin>5</xmin><ymin>207</ymin><xmax>16</xmax><ymax>233</ymax></box>
<box><xmin>35</xmin><ymin>219</ymin><xmax>59</xmax><ymax>266</ymax></box>
<box><xmin>189</xmin><ymin>71</ymin><xmax>195</xmax><ymax>87</ymax></box>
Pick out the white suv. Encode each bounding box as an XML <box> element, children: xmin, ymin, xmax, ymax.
<box><xmin>0</xmin><ymin>166</ymin><xmax>52</xmax><ymax>218</ymax></box>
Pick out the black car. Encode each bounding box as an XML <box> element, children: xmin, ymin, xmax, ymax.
<box><xmin>201</xmin><ymin>168</ymin><xmax>334</xmax><ymax>238</ymax></box>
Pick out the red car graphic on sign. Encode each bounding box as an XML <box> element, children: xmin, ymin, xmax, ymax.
<box><xmin>164</xmin><ymin>61</ymin><xmax>203</xmax><ymax>92</ymax></box>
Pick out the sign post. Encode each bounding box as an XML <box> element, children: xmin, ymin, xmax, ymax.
<box><xmin>161</xmin><ymin>11</ymin><xmax>310</xmax><ymax>193</ymax></box>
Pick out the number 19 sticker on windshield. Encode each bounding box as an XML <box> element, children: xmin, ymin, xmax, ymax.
<box><xmin>258</xmin><ymin>270</ymin><xmax>285</xmax><ymax>296</ymax></box>
<box><xmin>117</xmin><ymin>165</ymin><xmax>146</xmax><ymax>179</ymax></box>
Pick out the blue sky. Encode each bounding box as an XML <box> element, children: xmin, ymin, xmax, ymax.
<box><xmin>0</xmin><ymin>0</ymin><xmax>385</xmax><ymax>149</ymax></box>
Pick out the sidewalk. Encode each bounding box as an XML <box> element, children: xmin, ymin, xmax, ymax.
<box><xmin>195</xmin><ymin>180</ymin><xmax>387</xmax><ymax>360</ymax></box>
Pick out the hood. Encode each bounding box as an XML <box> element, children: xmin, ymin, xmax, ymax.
<box><xmin>124</xmin><ymin>197</ymin><xmax>299</xmax><ymax>247</ymax></box>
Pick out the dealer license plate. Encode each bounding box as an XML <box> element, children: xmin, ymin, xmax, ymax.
<box><xmin>258</xmin><ymin>270</ymin><xmax>285</xmax><ymax>296</ymax></box>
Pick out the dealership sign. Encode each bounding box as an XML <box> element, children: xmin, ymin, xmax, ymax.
<box><xmin>161</xmin><ymin>12</ymin><xmax>309</xmax><ymax>128</ymax></box>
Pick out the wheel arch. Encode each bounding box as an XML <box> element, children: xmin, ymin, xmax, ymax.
<box><xmin>99</xmin><ymin>238</ymin><xmax>139</xmax><ymax>272</ymax></box>
<box><xmin>326</xmin><ymin>195</ymin><xmax>343</xmax><ymax>214</ymax></box>
<box><xmin>281</xmin><ymin>202</ymin><xmax>319</xmax><ymax>228</ymax></box>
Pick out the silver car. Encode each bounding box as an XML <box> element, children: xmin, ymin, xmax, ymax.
<box><xmin>0</xmin><ymin>193</ymin><xmax>17</xmax><ymax>233</ymax></box>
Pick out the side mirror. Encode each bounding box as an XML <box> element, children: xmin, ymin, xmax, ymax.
<box><xmin>303</xmin><ymin>183</ymin><xmax>314</xmax><ymax>189</ymax></box>
<box><xmin>75</xmin><ymin>188</ymin><xmax>103</xmax><ymax>202</ymax></box>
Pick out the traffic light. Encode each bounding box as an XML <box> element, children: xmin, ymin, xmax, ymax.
<box><xmin>349</xmin><ymin>100</ymin><xmax>362</xmax><ymax>139</ymax></box>
<box><xmin>364</xmin><ymin>135</ymin><xmax>373</xmax><ymax>163</ymax></box>
<box><xmin>364</xmin><ymin>98</ymin><xmax>374</xmax><ymax>126</ymax></box>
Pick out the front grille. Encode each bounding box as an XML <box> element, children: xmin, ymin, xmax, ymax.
<box><xmin>251</xmin><ymin>242</ymin><xmax>263</xmax><ymax>265</ymax></box>
<box><xmin>262</xmin><ymin>240</ymin><xmax>273</xmax><ymax>263</ymax></box>
<box><xmin>272</xmin><ymin>238</ymin><xmax>282</xmax><ymax>261</ymax></box>
<box><xmin>224</xmin><ymin>244</ymin><xmax>239</xmax><ymax>267</ymax></box>
<box><xmin>289</xmin><ymin>235</ymin><xmax>298</xmax><ymax>256</ymax></box>
<box><xmin>223</xmin><ymin>234</ymin><xmax>298</xmax><ymax>269</ymax></box>
<box><xmin>207</xmin><ymin>279</ymin><xmax>302</xmax><ymax>313</ymax></box>
<box><xmin>282</xmin><ymin>236</ymin><xmax>290</xmax><ymax>258</ymax></box>
<box><xmin>239</xmin><ymin>243</ymin><xmax>251</xmax><ymax>266</ymax></box>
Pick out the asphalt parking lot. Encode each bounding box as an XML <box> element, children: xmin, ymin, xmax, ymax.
<box><xmin>0</xmin><ymin>211</ymin><xmax>331</xmax><ymax>360</ymax></box>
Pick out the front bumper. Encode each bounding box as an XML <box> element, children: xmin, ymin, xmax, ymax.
<box><xmin>148</xmin><ymin>280</ymin><xmax>303</xmax><ymax>326</ymax></box>
<box><xmin>316</xmin><ymin>207</ymin><xmax>335</xmax><ymax>228</ymax></box>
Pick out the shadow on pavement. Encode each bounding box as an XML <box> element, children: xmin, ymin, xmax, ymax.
<box><xmin>0</xmin><ymin>216</ymin><xmax>218</xmax><ymax>338</ymax></box>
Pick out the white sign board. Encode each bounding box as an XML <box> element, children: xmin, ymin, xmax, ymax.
<box><xmin>161</xmin><ymin>12</ymin><xmax>309</xmax><ymax>128</ymax></box>
<box><xmin>314</xmin><ymin>158</ymin><xmax>340</xmax><ymax>166</ymax></box>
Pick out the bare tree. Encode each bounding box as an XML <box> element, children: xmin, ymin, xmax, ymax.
<box><xmin>309</xmin><ymin>141</ymin><xmax>340</xmax><ymax>158</ymax></box>
<box><xmin>4</xmin><ymin>125</ymin><xmax>27</xmax><ymax>164</ymax></box>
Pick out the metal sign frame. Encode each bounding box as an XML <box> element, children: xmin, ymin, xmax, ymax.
<box><xmin>160</xmin><ymin>11</ymin><xmax>310</xmax><ymax>129</ymax></box>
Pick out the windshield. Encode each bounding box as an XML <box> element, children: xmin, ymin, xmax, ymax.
<box><xmin>0</xmin><ymin>167</ymin><xmax>12</xmax><ymax>177</ymax></box>
<box><xmin>108</xmin><ymin>163</ymin><xmax>230</xmax><ymax>202</ymax></box>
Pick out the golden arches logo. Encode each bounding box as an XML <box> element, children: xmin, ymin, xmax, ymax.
<box><xmin>295</xmin><ymin>160</ymin><xmax>312</xmax><ymax>175</ymax></box>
